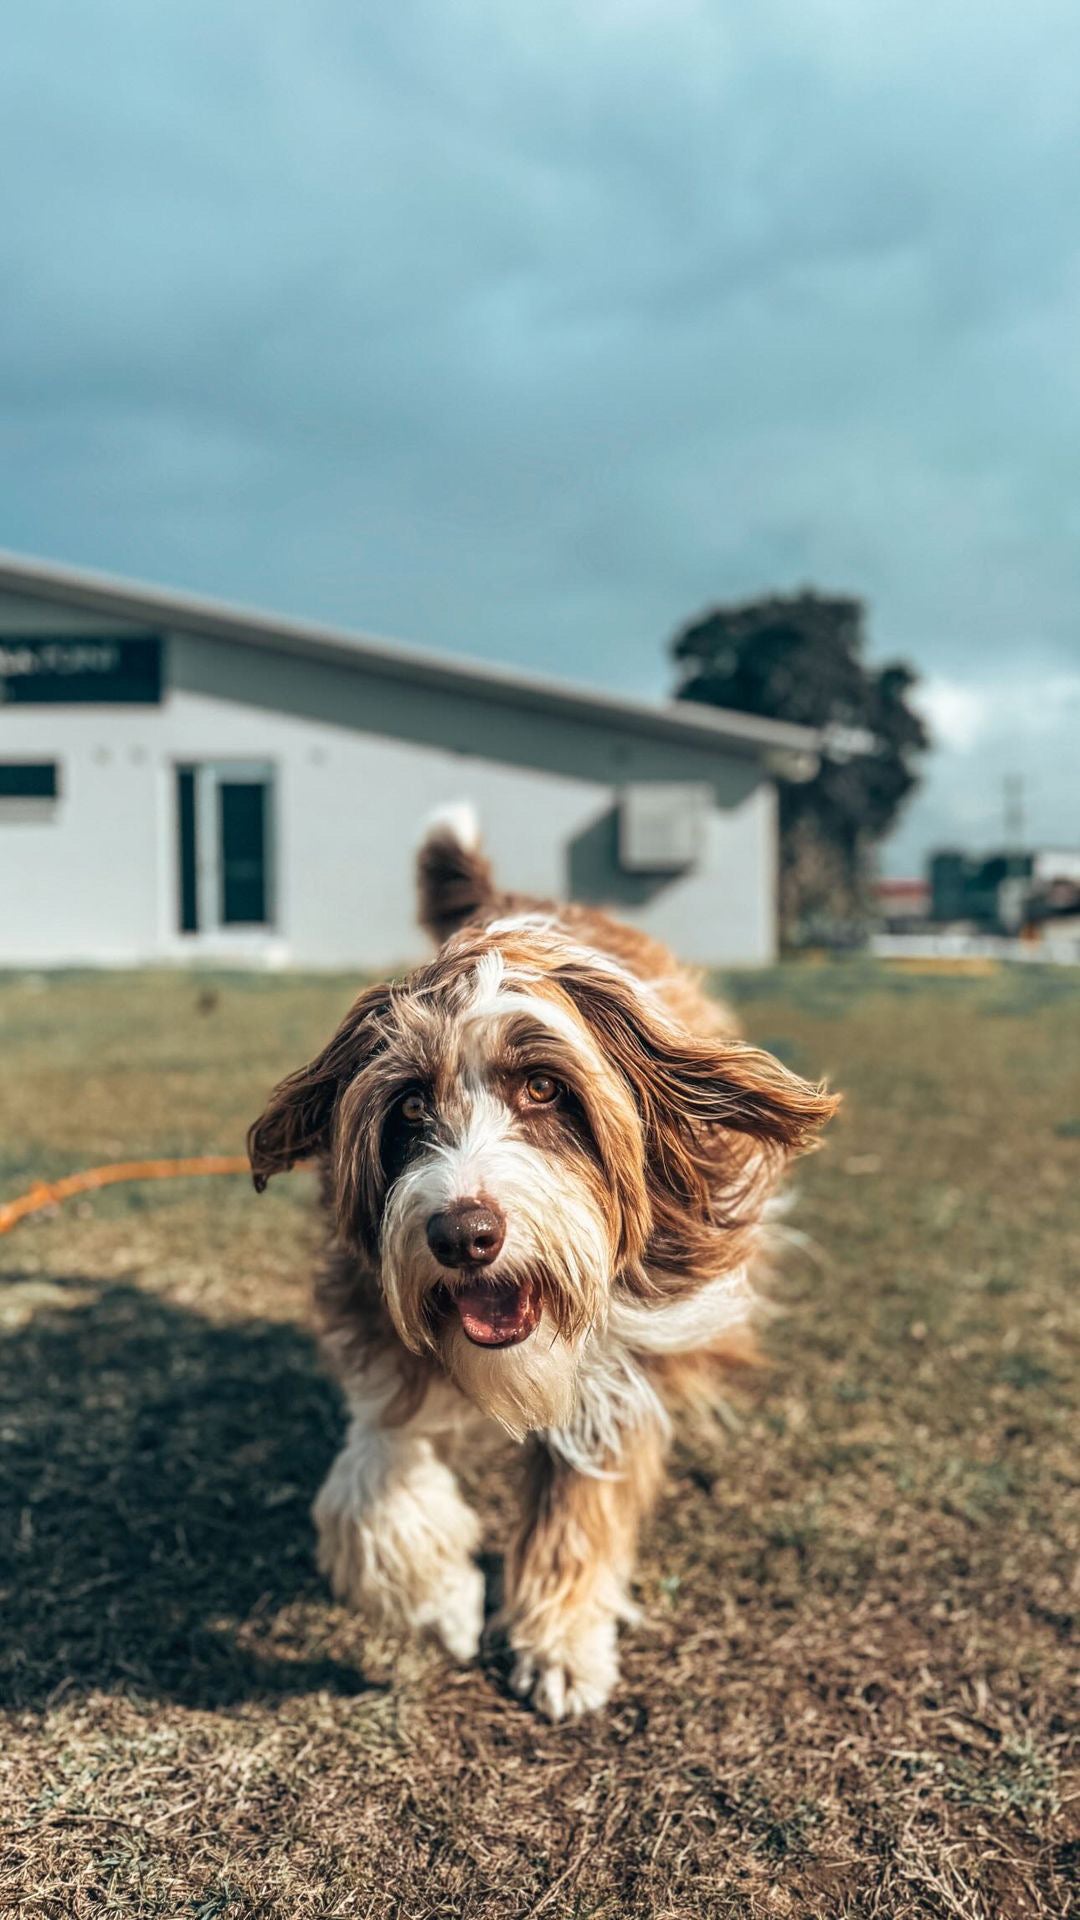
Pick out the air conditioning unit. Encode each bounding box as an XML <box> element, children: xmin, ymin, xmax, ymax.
<box><xmin>618</xmin><ymin>783</ymin><xmax>711</xmax><ymax>874</ymax></box>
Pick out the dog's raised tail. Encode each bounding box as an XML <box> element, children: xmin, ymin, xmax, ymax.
<box><xmin>417</xmin><ymin>802</ymin><xmax>496</xmax><ymax>946</ymax></box>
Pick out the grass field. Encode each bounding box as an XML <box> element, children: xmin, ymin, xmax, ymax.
<box><xmin>1</xmin><ymin>963</ymin><xmax>1077</xmax><ymax>1919</ymax></box>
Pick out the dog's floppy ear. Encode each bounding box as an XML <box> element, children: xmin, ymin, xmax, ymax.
<box><xmin>555</xmin><ymin>958</ymin><xmax>838</xmax><ymax>1205</ymax></box>
<box><xmin>247</xmin><ymin>983</ymin><xmax>391</xmax><ymax>1190</ymax></box>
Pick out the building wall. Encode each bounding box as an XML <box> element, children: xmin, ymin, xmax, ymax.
<box><xmin>1</xmin><ymin>610</ymin><xmax>777</xmax><ymax>969</ymax></box>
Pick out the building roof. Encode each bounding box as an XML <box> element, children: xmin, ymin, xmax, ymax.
<box><xmin>0</xmin><ymin>551</ymin><xmax>820</xmax><ymax>771</ymax></box>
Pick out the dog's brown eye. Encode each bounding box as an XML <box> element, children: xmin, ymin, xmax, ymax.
<box><xmin>524</xmin><ymin>1072</ymin><xmax>559</xmax><ymax>1105</ymax></box>
<box><xmin>401</xmin><ymin>1092</ymin><xmax>427</xmax><ymax>1124</ymax></box>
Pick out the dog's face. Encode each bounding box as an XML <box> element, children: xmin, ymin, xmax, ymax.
<box><xmin>249</xmin><ymin>926</ymin><xmax>834</xmax><ymax>1436</ymax></box>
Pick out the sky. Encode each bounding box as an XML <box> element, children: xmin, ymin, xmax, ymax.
<box><xmin>2</xmin><ymin>0</ymin><xmax>1078</xmax><ymax>873</ymax></box>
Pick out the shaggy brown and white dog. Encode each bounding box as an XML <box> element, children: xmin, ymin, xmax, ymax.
<box><xmin>248</xmin><ymin>810</ymin><xmax>838</xmax><ymax>1720</ymax></box>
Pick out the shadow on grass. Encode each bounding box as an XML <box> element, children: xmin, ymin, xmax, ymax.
<box><xmin>0</xmin><ymin>1273</ymin><xmax>376</xmax><ymax>1710</ymax></box>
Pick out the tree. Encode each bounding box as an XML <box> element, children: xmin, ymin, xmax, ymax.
<box><xmin>671</xmin><ymin>590</ymin><xmax>928</xmax><ymax>943</ymax></box>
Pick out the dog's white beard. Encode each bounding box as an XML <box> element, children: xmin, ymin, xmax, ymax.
<box><xmin>377</xmin><ymin>1095</ymin><xmax>614</xmax><ymax>1437</ymax></box>
<box><xmin>438</xmin><ymin>1307</ymin><xmax>581</xmax><ymax>1439</ymax></box>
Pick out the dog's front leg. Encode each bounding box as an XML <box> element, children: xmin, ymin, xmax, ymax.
<box><xmin>504</xmin><ymin>1422</ymin><xmax>666</xmax><ymax>1722</ymax></box>
<box><xmin>313</xmin><ymin>1383</ymin><xmax>485</xmax><ymax>1663</ymax></box>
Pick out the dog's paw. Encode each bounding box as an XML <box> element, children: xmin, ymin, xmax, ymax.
<box><xmin>312</xmin><ymin>1437</ymin><xmax>484</xmax><ymax>1660</ymax></box>
<box><xmin>432</xmin><ymin>1561</ymin><xmax>485</xmax><ymax>1664</ymax></box>
<box><xmin>510</xmin><ymin>1652</ymin><xmax>614</xmax><ymax>1721</ymax></box>
<box><xmin>314</xmin><ymin>1495</ymin><xmax>366</xmax><ymax>1610</ymax></box>
<box><xmin>316</xmin><ymin>1504</ymin><xmax>483</xmax><ymax>1661</ymax></box>
<box><xmin>508</xmin><ymin>1616</ymin><xmax>619</xmax><ymax>1722</ymax></box>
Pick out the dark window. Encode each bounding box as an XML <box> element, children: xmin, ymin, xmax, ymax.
<box><xmin>177</xmin><ymin>767</ymin><xmax>198</xmax><ymax>933</ymax></box>
<box><xmin>0</xmin><ymin>762</ymin><xmax>58</xmax><ymax>799</ymax></box>
<box><xmin>219</xmin><ymin>780</ymin><xmax>268</xmax><ymax>924</ymax></box>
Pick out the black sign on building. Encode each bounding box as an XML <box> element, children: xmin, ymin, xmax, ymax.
<box><xmin>0</xmin><ymin>634</ymin><xmax>163</xmax><ymax>704</ymax></box>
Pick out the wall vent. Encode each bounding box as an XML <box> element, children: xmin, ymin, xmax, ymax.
<box><xmin>618</xmin><ymin>783</ymin><xmax>711</xmax><ymax>874</ymax></box>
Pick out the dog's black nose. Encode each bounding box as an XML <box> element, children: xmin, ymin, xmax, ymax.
<box><xmin>426</xmin><ymin>1201</ymin><xmax>506</xmax><ymax>1269</ymax></box>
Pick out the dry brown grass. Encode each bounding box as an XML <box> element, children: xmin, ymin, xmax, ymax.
<box><xmin>1</xmin><ymin>962</ymin><xmax>1077</xmax><ymax>1919</ymax></box>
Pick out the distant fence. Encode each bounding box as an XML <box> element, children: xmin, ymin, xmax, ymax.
<box><xmin>870</xmin><ymin>931</ymin><xmax>1080</xmax><ymax>968</ymax></box>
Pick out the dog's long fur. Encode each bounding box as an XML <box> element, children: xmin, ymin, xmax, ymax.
<box><xmin>249</xmin><ymin>808</ymin><xmax>838</xmax><ymax>1719</ymax></box>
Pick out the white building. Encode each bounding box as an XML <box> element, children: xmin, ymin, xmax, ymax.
<box><xmin>0</xmin><ymin>554</ymin><xmax>820</xmax><ymax>970</ymax></box>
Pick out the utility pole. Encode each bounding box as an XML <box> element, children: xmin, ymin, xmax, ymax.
<box><xmin>1003</xmin><ymin>774</ymin><xmax>1025</xmax><ymax>855</ymax></box>
<box><xmin>999</xmin><ymin>774</ymin><xmax>1030</xmax><ymax>933</ymax></box>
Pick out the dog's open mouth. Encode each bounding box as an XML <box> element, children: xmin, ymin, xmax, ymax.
<box><xmin>451</xmin><ymin>1275</ymin><xmax>541</xmax><ymax>1348</ymax></box>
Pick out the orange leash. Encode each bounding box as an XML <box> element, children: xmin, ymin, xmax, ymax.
<box><xmin>0</xmin><ymin>1155</ymin><xmax>252</xmax><ymax>1237</ymax></box>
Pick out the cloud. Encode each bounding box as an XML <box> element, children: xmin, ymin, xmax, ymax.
<box><xmin>1</xmin><ymin>0</ymin><xmax>1078</xmax><ymax>863</ymax></box>
<box><xmin>913</xmin><ymin>681</ymin><xmax>990</xmax><ymax>756</ymax></box>
<box><xmin>915</xmin><ymin>675</ymin><xmax>1080</xmax><ymax>758</ymax></box>
<box><xmin>888</xmin><ymin>672</ymin><xmax>1080</xmax><ymax>871</ymax></box>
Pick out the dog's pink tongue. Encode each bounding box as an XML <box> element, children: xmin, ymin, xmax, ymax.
<box><xmin>454</xmin><ymin>1277</ymin><xmax>540</xmax><ymax>1347</ymax></box>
